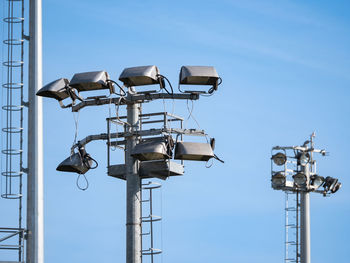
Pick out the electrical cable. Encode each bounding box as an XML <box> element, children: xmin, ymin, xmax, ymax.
<box><xmin>107</xmin><ymin>79</ymin><xmax>126</xmax><ymax>96</ymax></box>
<box><xmin>157</xmin><ymin>74</ymin><xmax>173</xmax><ymax>96</ymax></box>
<box><xmin>214</xmin><ymin>154</ymin><xmax>224</xmax><ymax>163</ymax></box>
<box><xmin>72</xmin><ymin>110</ymin><xmax>80</xmax><ymax>147</ymax></box>
<box><xmin>185</xmin><ymin>99</ymin><xmax>209</xmax><ymax>142</ymax></box>
<box><xmin>205</xmin><ymin>158</ymin><xmax>214</xmax><ymax>168</ymax></box>
<box><xmin>76</xmin><ymin>173</ymin><xmax>89</xmax><ymax>191</ymax></box>
<box><xmin>177</xmin><ymin>82</ymin><xmax>184</xmax><ymax>93</ymax></box>
<box><xmin>207</xmin><ymin>77</ymin><xmax>222</xmax><ymax>94</ymax></box>
<box><xmin>84</xmin><ymin>155</ymin><xmax>98</xmax><ymax>169</ymax></box>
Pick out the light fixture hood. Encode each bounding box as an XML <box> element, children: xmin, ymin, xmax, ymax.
<box><xmin>69</xmin><ymin>71</ymin><xmax>110</xmax><ymax>92</ymax></box>
<box><xmin>36</xmin><ymin>78</ymin><xmax>70</xmax><ymax>101</ymax></box>
<box><xmin>179</xmin><ymin>66</ymin><xmax>219</xmax><ymax>86</ymax></box>
<box><xmin>131</xmin><ymin>137</ymin><xmax>173</xmax><ymax>161</ymax></box>
<box><xmin>56</xmin><ymin>152</ymin><xmax>92</xmax><ymax>174</ymax></box>
<box><xmin>119</xmin><ymin>65</ymin><xmax>160</xmax><ymax>87</ymax></box>
<box><xmin>174</xmin><ymin>141</ymin><xmax>214</xmax><ymax>161</ymax></box>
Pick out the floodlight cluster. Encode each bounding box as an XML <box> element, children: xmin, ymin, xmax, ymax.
<box><xmin>37</xmin><ymin>65</ymin><xmax>222</xmax><ymax>109</ymax></box>
<box><xmin>37</xmin><ymin>65</ymin><xmax>223</xmax><ymax>180</ymax></box>
<box><xmin>270</xmin><ymin>139</ymin><xmax>341</xmax><ymax>197</ymax></box>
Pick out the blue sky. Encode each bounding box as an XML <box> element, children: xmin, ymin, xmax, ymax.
<box><xmin>1</xmin><ymin>0</ymin><xmax>350</xmax><ymax>262</ymax></box>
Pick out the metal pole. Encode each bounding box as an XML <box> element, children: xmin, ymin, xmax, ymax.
<box><xmin>300</xmin><ymin>164</ymin><xmax>310</xmax><ymax>263</ymax></box>
<box><xmin>126</xmin><ymin>101</ymin><xmax>141</xmax><ymax>263</ymax></box>
<box><xmin>27</xmin><ymin>0</ymin><xmax>44</xmax><ymax>262</ymax></box>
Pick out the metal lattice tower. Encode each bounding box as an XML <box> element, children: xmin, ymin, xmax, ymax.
<box><xmin>1</xmin><ymin>0</ymin><xmax>26</xmax><ymax>261</ymax></box>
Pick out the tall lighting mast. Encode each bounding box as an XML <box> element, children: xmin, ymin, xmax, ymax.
<box><xmin>270</xmin><ymin>133</ymin><xmax>341</xmax><ymax>263</ymax></box>
<box><xmin>37</xmin><ymin>65</ymin><xmax>224</xmax><ymax>263</ymax></box>
<box><xmin>27</xmin><ymin>0</ymin><xmax>44</xmax><ymax>262</ymax></box>
<box><xmin>0</xmin><ymin>0</ymin><xmax>43</xmax><ymax>262</ymax></box>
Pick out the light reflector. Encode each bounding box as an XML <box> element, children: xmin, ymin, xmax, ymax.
<box><xmin>174</xmin><ymin>142</ymin><xmax>214</xmax><ymax>161</ymax></box>
<box><xmin>298</xmin><ymin>152</ymin><xmax>310</xmax><ymax>166</ymax></box>
<box><xmin>70</xmin><ymin>71</ymin><xmax>110</xmax><ymax>91</ymax></box>
<box><xmin>131</xmin><ymin>137</ymin><xmax>173</xmax><ymax>161</ymax></box>
<box><xmin>293</xmin><ymin>172</ymin><xmax>307</xmax><ymax>187</ymax></box>
<box><xmin>36</xmin><ymin>78</ymin><xmax>70</xmax><ymax>101</ymax></box>
<box><xmin>56</xmin><ymin>152</ymin><xmax>92</xmax><ymax>174</ymax></box>
<box><xmin>119</xmin><ymin>65</ymin><xmax>160</xmax><ymax>87</ymax></box>
<box><xmin>271</xmin><ymin>152</ymin><xmax>287</xmax><ymax>166</ymax></box>
<box><xmin>310</xmin><ymin>175</ymin><xmax>324</xmax><ymax>189</ymax></box>
<box><xmin>179</xmin><ymin>66</ymin><xmax>219</xmax><ymax>86</ymax></box>
<box><xmin>271</xmin><ymin>172</ymin><xmax>286</xmax><ymax>189</ymax></box>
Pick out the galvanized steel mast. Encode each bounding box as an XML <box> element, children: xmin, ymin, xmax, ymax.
<box><xmin>300</xmin><ymin>163</ymin><xmax>310</xmax><ymax>263</ymax></box>
<box><xmin>126</xmin><ymin>101</ymin><xmax>142</xmax><ymax>263</ymax></box>
<box><xmin>27</xmin><ymin>0</ymin><xmax>44</xmax><ymax>262</ymax></box>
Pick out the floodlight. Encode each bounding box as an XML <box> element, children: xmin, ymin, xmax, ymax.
<box><xmin>271</xmin><ymin>172</ymin><xmax>286</xmax><ymax>189</ymax></box>
<box><xmin>36</xmin><ymin>78</ymin><xmax>70</xmax><ymax>101</ymax></box>
<box><xmin>174</xmin><ymin>142</ymin><xmax>214</xmax><ymax>161</ymax></box>
<box><xmin>293</xmin><ymin>172</ymin><xmax>307</xmax><ymax>187</ymax></box>
<box><xmin>297</xmin><ymin>152</ymin><xmax>310</xmax><ymax>166</ymax></box>
<box><xmin>119</xmin><ymin>66</ymin><xmax>162</xmax><ymax>87</ymax></box>
<box><xmin>131</xmin><ymin>136</ymin><xmax>174</xmax><ymax>161</ymax></box>
<box><xmin>70</xmin><ymin>71</ymin><xmax>113</xmax><ymax>92</ymax></box>
<box><xmin>271</xmin><ymin>152</ymin><xmax>287</xmax><ymax>166</ymax></box>
<box><xmin>140</xmin><ymin>160</ymin><xmax>184</xmax><ymax>180</ymax></box>
<box><xmin>56</xmin><ymin>146</ymin><xmax>97</xmax><ymax>174</ymax></box>
<box><xmin>310</xmin><ymin>175</ymin><xmax>324</xmax><ymax>189</ymax></box>
<box><xmin>179</xmin><ymin>66</ymin><xmax>220</xmax><ymax>93</ymax></box>
<box><xmin>323</xmin><ymin>176</ymin><xmax>341</xmax><ymax>194</ymax></box>
<box><xmin>56</xmin><ymin>152</ymin><xmax>92</xmax><ymax>174</ymax></box>
<box><xmin>331</xmin><ymin>182</ymin><xmax>342</xmax><ymax>193</ymax></box>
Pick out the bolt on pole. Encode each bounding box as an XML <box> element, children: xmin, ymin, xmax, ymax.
<box><xmin>126</xmin><ymin>102</ymin><xmax>142</xmax><ymax>263</ymax></box>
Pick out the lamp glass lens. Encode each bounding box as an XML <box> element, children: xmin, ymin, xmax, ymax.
<box><xmin>294</xmin><ymin>173</ymin><xmax>307</xmax><ymax>186</ymax></box>
<box><xmin>272</xmin><ymin>173</ymin><xmax>286</xmax><ymax>187</ymax></box>
<box><xmin>312</xmin><ymin>176</ymin><xmax>324</xmax><ymax>189</ymax></box>
<box><xmin>299</xmin><ymin>153</ymin><xmax>309</xmax><ymax>166</ymax></box>
<box><xmin>272</xmin><ymin>152</ymin><xmax>287</xmax><ymax>166</ymax></box>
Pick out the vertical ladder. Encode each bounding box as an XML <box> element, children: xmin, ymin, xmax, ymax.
<box><xmin>141</xmin><ymin>181</ymin><xmax>162</xmax><ymax>263</ymax></box>
<box><xmin>285</xmin><ymin>191</ymin><xmax>300</xmax><ymax>263</ymax></box>
<box><xmin>1</xmin><ymin>0</ymin><xmax>26</xmax><ymax>262</ymax></box>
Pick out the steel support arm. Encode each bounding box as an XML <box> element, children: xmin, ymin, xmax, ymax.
<box><xmin>72</xmin><ymin>93</ymin><xmax>200</xmax><ymax>112</ymax></box>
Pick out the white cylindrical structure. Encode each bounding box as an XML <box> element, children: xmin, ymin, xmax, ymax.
<box><xmin>26</xmin><ymin>0</ymin><xmax>44</xmax><ymax>262</ymax></box>
<box><xmin>300</xmin><ymin>164</ymin><xmax>310</xmax><ymax>263</ymax></box>
<box><xmin>126</xmin><ymin>102</ymin><xmax>141</xmax><ymax>263</ymax></box>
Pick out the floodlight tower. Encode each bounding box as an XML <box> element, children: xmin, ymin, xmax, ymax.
<box><xmin>271</xmin><ymin>133</ymin><xmax>341</xmax><ymax>263</ymax></box>
<box><xmin>1</xmin><ymin>0</ymin><xmax>43</xmax><ymax>262</ymax></box>
<box><xmin>27</xmin><ymin>0</ymin><xmax>44</xmax><ymax>262</ymax></box>
<box><xmin>37</xmin><ymin>65</ymin><xmax>223</xmax><ymax>263</ymax></box>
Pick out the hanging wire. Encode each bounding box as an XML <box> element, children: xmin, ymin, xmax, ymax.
<box><xmin>107</xmin><ymin>79</ymin><xmax>126</xmax><ymax>96</ymax></box>
<box><xmin>72</xmin><ymin>110</ymin><xmax>80</xmax><ymax>147</ymax></box>
<box><xmin>157</xmin><ymin>74</ymin><xmax>173</xmax><ymax>96</ymax></box>
<box><xmin>74</xmin><ymin>147</ymin><xmax>98</xmax><ymax>191</ymax></box>
<box><xmin>177</xmin><ymin>82</ymin><xmax>184</xmax><ymax>93</ymax></box>
<box><xmin>76</xmin><ymin>173</ymin><xmax>89</xmax><ymax>191</ymax></box>
<box><xmin>205</xmin><ymin>158</ymin><xmax>214</xmax><ymax>168</ymax></box>
<box><xmin>184</xmin><ymin>99</ymin><xmax>209</xmax><ymax>142</ymax></box>
<box><xmin>108</xmin><ymin>96</ymin><xmax>118</xmax><ymax>151</ymax></box>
